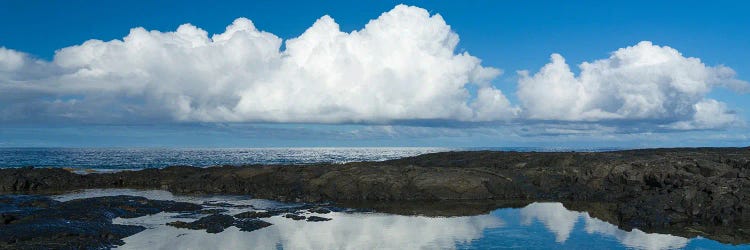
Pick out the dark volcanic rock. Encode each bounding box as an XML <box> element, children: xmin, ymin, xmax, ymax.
<box><xmin>234</xmin><ymin>211</ymin><xmax>276</xmax><ymax>219</ymax></box>
<box><xmin>339</xmin><ymin>200</ymin><xmax>530</xmax><ymax>217</ymax></box>
<box><xmin>234</xmin><ymin>219</ymin><xmax>272</xmax><ymax>232</ymax></box>
<box><xmin>2</xmin><ymin>147</ymin><xmax>750</xmax><ymax>244</ymax></box>
<box><xmin>200</xmin><ymin>208</ymin><xmax>229</xmax><ymax>214</ymax></box>
<box><xmin>58</xmin><ymin>195</ymin><xmax>202</xmax><ymax>219</ymax></box>
<box><xmin>0</xmin><ymin>195</ymin><xmax>203</xmax><ymax>249</ymax></box>
<box><xmin>167</xmin><ymin>214</ymin><xmax>235</xmax><ymax>233</ymax></box>
<box><xmin>283</xmin><ymin>214</ymin><xmax>306</xmax><ymax>220</ymax></box>
<box><xmin>202</xmin><ymin>201</ymin><xmax>254</xmax><ymax>209</ymax></box>
<box><xmin>309</xmin><ymin>207</ymin><xmax>331</xmax><ymax>214</ymax></box>
<box><xmin>306</xmin><ymin>216</ymin><xmax>331</xmax><ymax>222</ymax></box>
<box><xmin>167</xmin><ymin>214</ymin><xmax>273</xmax><ymax>233</ymax></box>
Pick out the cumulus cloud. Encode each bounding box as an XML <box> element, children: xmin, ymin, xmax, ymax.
<box><xmin>0</xmin><ymin>5</ymin><xmax>514</xmax><ymax>124</ymax></box>
<box><xmin>667</xmin><ymin>99</ymin><xmax>742</xmax><ymax>130</ymax></box>
<box><xmin>0</xmin><ymin>6</ymin><xmax>746</xmax><ymax>132</ymax></box>
<box><xmin>0</xmin><ymin>47</ymin><xmax>26</xmax><ymax>72</ymax></box>
<box><xmin>517</xmin><ymin>41</ymin><xmax>748</xmax><ymax>128</ymax></box>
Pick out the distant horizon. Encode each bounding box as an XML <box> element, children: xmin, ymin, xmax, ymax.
<box><xmin>3</xmin><ymin>145</ymin><xmax>749</xmax><ymax>151</ymax></box>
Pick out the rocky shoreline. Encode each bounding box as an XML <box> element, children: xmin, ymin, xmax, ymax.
<box><xmin>1</xmin><ymin>147</ymin><xmax>749</xmax><ymax>246</ymax></box>
<box><xmin>0</xmin><ymin>194</ymin><xmax>343</xmax><ymax>249</ymax></box>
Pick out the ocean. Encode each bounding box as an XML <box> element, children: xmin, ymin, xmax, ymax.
<box><xmin>0</xmin><ymin>147</ymin><xmax>622</xmax><ymax>170</ymax></box>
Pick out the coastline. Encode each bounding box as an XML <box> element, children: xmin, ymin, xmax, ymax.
<box><xmin>2</xmin><ymin>147</ymin><xmax>749</xmax><ymax>244</ymax></box>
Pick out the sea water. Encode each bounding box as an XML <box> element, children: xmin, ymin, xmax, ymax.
<box><xmin>0</xmin><ymin>147</ymin><xmax>451</xmax><ymax>169</ymax></box>
<box><xmin>0</xmin><ymin>147</ymin><xmax>621</xmax><ymax>170</ymax></box>
<box><xmin>50</xmin><ymin>189</ymin><xmax>749</xmax><ymax>250</ymax></box>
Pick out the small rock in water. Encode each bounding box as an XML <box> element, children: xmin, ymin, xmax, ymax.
<box><xmin>202</xmin><ymin>201</ymin><xmax>255</xmax><ymax>209</ymax></box>
<box><xmin>200</xmin><ymin>208</ymin><xmax>228</xmax><ymax>214</ymax></box>
<box><xmin>309</xmin><ymin>207</ymin><xmax>331</xmax><ymax>214</ymax></box>
<box><xmin>171</xmin><ymin>213</ymin><xmax>201</xmax><ymax>219</ymax></box>
<box><xmin>234</xmin><ymin>211</ymin><xmax>276</xmax><ymax>219</ymax></box>
<box><xmin>306</xmin><ymin>216</ymin><xmax>332</xmax><ymax>222</ymax></box>
<box><xmin>167</xmin><ymin>214</ymin><xmax>235</xmax><ymax>233</ymax></box>
<box><xmin>234</xmin><ymin>219</ymin><xmax>272</xmax><ymax>232</ymax></box>
<box><xmin>283</xmin><ymin>213</ymin><xmax>306</xmax><ymax>220</ymax></box>
<box><xmin>2</xmin><ymin>213</ymin><xmax>18</xmax><ymax>224</ymax></box>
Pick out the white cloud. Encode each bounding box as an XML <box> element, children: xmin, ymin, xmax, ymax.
<box><xmin>0</xmin><ymin>7</ymin><xmax>746</xmax><ymax>132</ymax></box>
<box><xmin>0</xmin><ymin>5</ymin><xmax>514</xmax><ymax>124</ymax></box>
<box><xmin>517</xmin><ymin>41</ymin><xmax>747</xmax><ymax>128</ymax></box>
<box><xmin>0</xmin><ymin>47</ymin><xmax>26</xmax><ymax>72</ymax></box>
<box><xmin>667</xmin><ymin>99</ymin><xmax>742</xmax><ymax>130</ymax></box>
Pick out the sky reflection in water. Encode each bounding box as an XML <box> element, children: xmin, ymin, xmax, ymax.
<box><xmin>53</xmin><ymin>189</ymin><xmax>749</xmax><ymax>250</ymax></box>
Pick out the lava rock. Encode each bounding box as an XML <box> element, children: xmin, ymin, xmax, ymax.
<box><xmin>202</xmin><ymin>201</ymin><xmax>254</xmax><ymax>209</ymax></box>
<box><xmin>0</xmin><ymin>195</ymin><xmax>201</xmax><ymax>249</ymax></box>
<box><xmin>234</xmin><ymin>210</ymin><xmax>276</xmax><ymax>219</ymax></box>
<box><xmin>283</xmin><ymin>213</ymin><xmax>306</xmax><ymax>220</ymax></box>
<box><xmin>2</xmin><ymin>147</ymin><xmax>750</xmax><ymax>244</ymax></box>
<box><xmin>234</xmin><ymin>219</ymin><xmax>272</xmax><ymax>232</ymax></box>
<box><xmin>309</xmin><ymin>207</ymin><xmax>331</xmax><ymax>214</ymax></box>
<box><xmin>306</xmin><ymin>216</ymin><xmax>331</xmax><ymax>222</ymax></box>
<box><xmin>200</xmin><ymin>208</ymin><xmax>228</xmax><ymax>214</ymax></box>
<box><xmin>167</xmin><ymin>214</ymin><xmax>235</xmax><ymax>233</ymax></box>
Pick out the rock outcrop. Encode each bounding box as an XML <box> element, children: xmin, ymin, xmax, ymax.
<box><xmin>1</xmin><ymin>147</ymin><xmax>749</xmax><ymax>244</ymax></box>
<box><xmin>0</xmin><ymin>195</ymin><xmax>202</xmax><ymax>249</ymax></box>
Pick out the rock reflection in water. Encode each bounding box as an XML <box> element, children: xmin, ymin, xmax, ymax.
<box><xmin>51</xmin><ymin>190</ymin><xmax>748</xmax><ymax>250</ymax></box>
<box><xmin>520</xmin><ymin>202</ymin><xmax>689</xmax><ymax>250</ymax></box>
<box><xmin>112</xmin><ymin>210</ymin><xmax>502</xmax><ymax>249</ymax></box>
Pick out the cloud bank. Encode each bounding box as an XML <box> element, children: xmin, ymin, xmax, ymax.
<box><xmin>0</xmin><ymin>5</ymin><xmax>746</xmax><ymax>132</ymax></box>
<box><xmin>518</xmin><ymin>41</ymin><xmax>744</xmax><ymax>129</ymax></box>
<box><xmin>0</xmin><ymin>5</ymin><xmax>512</xmax><ymax>124</ymax></box>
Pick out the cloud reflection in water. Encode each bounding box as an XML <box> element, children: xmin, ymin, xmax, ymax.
<box><xmin>51</xmin><ymin>190</ymin><xmax>739</xmax><ymax>250</ymax></box>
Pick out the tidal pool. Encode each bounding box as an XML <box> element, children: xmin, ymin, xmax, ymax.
<box><xmin>52</xmin><ymin>189</ymin><xmax>750</xmax><ymax>250</ymax></box>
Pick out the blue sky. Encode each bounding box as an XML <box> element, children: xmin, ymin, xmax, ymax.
<box><xmin>0</xmin><ymin>0</ymin><xmax>748</xmax><ymax>147</ymax></box>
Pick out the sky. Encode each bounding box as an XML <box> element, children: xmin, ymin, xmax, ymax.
<box><xmin>0</xmin><ymin>0</ymin><xmax>748</xmax><ymax>148</ymax></box>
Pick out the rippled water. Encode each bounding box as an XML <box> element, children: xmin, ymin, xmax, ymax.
<box><xmin>0</xmin><ymin>147</ymin><xmax>453</xmax><ymax>169</ymax></box>
<box><xmin>51</xmin><ymin>189</ymin><xmax>747</xmax><ymax>250</ymax></box>
<box><xmin>0</xmin><ymin>147</ymin><xmax>623</xmax><ymax>170</ymax></box>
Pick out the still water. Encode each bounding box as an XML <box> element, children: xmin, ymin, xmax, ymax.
<box><xmin>53</xmin><ymin>189</ymin><xmax>749</xmax><ymax>250</ymax></box>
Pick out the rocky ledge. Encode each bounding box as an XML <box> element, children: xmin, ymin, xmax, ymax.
<box><xmin>0</xmin><ymin>195</ymin><xmax>341</xmax><ymax>249</ymax></box>
<box><xmin>0</xmin><ymin>195</ymin><xmax>201</xmax><ymax>249</ymax></box>
<box><xmin>1</xmin><ymin>147</ymin><xmax>749</xmax><ymax>244</ymax></box>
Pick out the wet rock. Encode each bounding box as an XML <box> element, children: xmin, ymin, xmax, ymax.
<box><xmin>167</xmin><ymin>214</ymin><xmax>235</xmax><ymax>233</ymax></box>
<box><xmin>306</xmin><ymin>216</ymin><xmax>331</xmax><ymax>222</ymax></box>
<box><xmin>0</xmin><ymin>195</ymin><xmax>202</xmax><ymax>249</ymax></box>
<box><xmin>200</xmin><ymin>208</ymin><xmax>228</xmax><ymax>214</ymax></box>
<box><xmin>234</xmin><ymin>210</ymin><xmax>276</xmax><ymax>219</ymax></box>
<box><xmin>58</xmin><ymin>195</ymin><xmax>202</xmax><ymax>219</ymax></box>
<box><xmin>202</xmin><ymin>201</ymin><xmax>255</xmax><ymax>209</ymax></box>
<box><xmin>171</xmin><ymin>213</ymin><xmax>201</xmax><ymax>219</ymax></box>
<box><xmin>283</xmin><ymin>214</ymin><xmax>306</xmax><ymax>220</ymax></box>
<box><xmin>167</xmin><ymin>214</ymin><xmax>274</xmax><ymax>233</ymax></box>
<box><xmin>1</xmin><ymin>213</ymin><xmax>17</xmax><ymax>224</ymax></box>
<box><xmin>234</xmin><ymin>219</ymin><xmax>272</xmax><ymax>232</ymax></box>
<box><xmin>309</xmin><ymin>207</ymin><xmax>331</xmax><ymax>214</ymax></box>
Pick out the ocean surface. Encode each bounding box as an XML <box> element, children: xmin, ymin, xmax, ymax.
<box><xmin>49</xmin><ymin>189</ymin><xmax>750</xmax><ymax>250</ymax></box>
<box><xmin>0</xmin><ymin>147</ymin><xmax>622</xmax><ymax>170</ymax></box>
